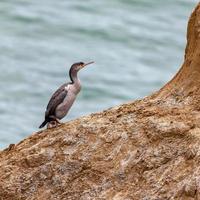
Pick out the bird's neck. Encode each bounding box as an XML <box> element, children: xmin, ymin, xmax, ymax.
<box><xmin>69</xmin><ymin>70</ymin><xmax>81</xmax><ymax>91</ymax></box>
<box><xmin>70</xmin><ymin>69</ymin><xmax>78</xmax><ymax>83</ymax></box>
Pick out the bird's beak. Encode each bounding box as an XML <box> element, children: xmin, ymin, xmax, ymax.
<box><xmin>82</xmin><ymin>61</ymin><xmax>94</xmax><ymax>68</ymax></box>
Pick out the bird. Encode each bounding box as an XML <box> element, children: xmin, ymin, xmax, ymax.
<box><xmin>39</xmin><ymin>61</ymin><xmax>94</xmax><ymax>129</ymax></box>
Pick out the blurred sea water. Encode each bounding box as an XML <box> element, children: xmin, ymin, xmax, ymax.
<box><xmin>0</xmin><ymin>0</ymin><xmax>198</xmax><ymax>149</ymax></box>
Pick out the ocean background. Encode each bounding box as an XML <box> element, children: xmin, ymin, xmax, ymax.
<box><xmin>0</xmin><ymin>0</ymin><xmax>198</xmax><ymax>149</ymax></box>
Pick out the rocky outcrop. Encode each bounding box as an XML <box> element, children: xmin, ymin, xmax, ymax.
<box><xmin>1</xmin><ymin>3</ymin><xmax>200</xmax><ymax>200</ymax></box>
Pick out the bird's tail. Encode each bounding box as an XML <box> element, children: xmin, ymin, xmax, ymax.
<box><xmin>39</xmin><ymin>119</ymin><xmax>48</xmax><ymax>129</ymax></box>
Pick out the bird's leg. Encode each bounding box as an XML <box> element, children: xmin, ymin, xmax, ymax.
<box><xmin>49</xmin><ymin>115</ymin><xmax>62</xmax><ymax>125</ymax></box>
<box><xmin>47</xmin><ymin>122</ymin><xmax>52</xmax><ymax>129</ymax></box>
<box><xmin>55</xmin><ymin>118</ymin><xmax>63</xmax><ymax>125</ymax></box>
<box><xmin>47</xmin><ymin>121</ymin><xmax>58</xmax><ymax>129</ymax></box>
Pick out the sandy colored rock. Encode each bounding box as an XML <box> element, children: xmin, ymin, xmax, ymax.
<box><xmin>1</xmin><ymin>3</ymin><xmax>200</xmax><ymax>200</ymax></box>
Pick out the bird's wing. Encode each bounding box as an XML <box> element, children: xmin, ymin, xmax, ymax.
<box><xmin>45</xmin><ymin>83</ymin><xmax>69</xmax><ymax>117</ymax></box>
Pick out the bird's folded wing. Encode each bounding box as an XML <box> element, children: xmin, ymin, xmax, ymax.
<box><xmin>45</xmin><ymin>83</ymin><xmax>68</xmax><ymax>117</ymax></box>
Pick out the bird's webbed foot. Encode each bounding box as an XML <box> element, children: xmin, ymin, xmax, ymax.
<box><xmin>47</xmin><ymin>116</ymin><xmax>63</xmax><ymax>129</ymax></box>
<box><xmin>47</xmin><ymin>121</ymin><xmax>58</xmax><ymax>129</ymax></box>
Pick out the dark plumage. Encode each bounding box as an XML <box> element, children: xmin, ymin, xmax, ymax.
<box><xmin>39</xmin><ymin>61</ymin><xmax>94</xmax><ymax>129</ymax></box>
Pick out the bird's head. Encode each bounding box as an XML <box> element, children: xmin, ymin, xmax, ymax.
<box><xmin>71</xmin><ymin>61</ymin><xmax>94</xmax><ymax>72</ymax></box>
<box><xmin>69</xmin><ymin>61</ymin><xmax>94</xmax><ymax>83</ymax></box>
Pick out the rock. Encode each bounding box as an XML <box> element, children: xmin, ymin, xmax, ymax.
<box><xmin>183</xmin><ymin>180</ymin><xmax>197</xmax><ymax>197</ymax></box>
<box><xmin>1</xmin><ymin>3</ymin><xmax>200</xmax><ymax>200</ymax></box>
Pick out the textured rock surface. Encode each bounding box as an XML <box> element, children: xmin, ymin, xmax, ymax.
<box><xmin>1</xmin><ymin>3</ymin><xmax>200</xmax><ymax>200</ymax></box>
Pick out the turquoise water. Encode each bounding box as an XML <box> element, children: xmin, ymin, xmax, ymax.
<box><xmin>0</xmin><ymin>0</ymin><xmax>198</xmax><ymax>149</ymax></box>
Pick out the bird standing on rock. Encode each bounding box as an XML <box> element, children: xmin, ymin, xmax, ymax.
<box><xmin>39</xmin><ymin>61</ymin><xmax>94</xmax><ymax>129</ymax></box>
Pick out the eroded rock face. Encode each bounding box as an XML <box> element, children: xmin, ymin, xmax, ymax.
<box><xmin>1</xmin><ymin>3</ymin><xmax>200</xmax><ymax>200</ymax></box>
<box><xmin>1</xmin><ymin>99</ymin><xmax>200</xmax><ymax>200</ymax></box>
